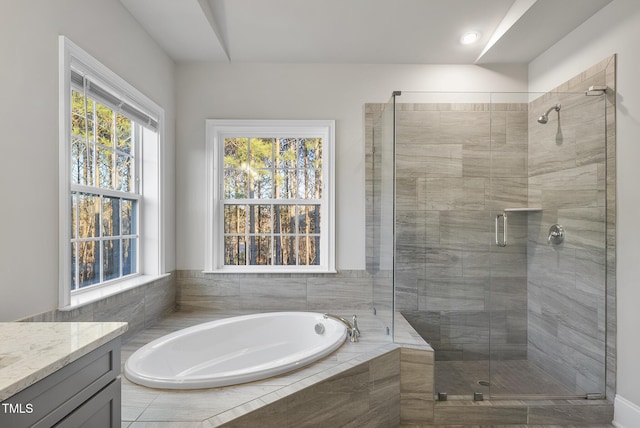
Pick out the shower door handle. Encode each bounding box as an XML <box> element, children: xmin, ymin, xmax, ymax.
<box><xmin>495</xmin><ymin>213</ymin><xmax>507</xmax><ymax>247</ymax></box>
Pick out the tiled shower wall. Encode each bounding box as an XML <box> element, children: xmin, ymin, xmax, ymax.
<box><xmin>526</xmin><ymin>56</ymin><xmax>616</xmax><ymax>396</ymax></box>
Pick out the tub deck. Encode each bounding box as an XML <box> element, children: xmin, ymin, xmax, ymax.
<box><xmin>121</xmin><ymin>309</ymin><xmax>428</xmax><ymax>427</ymax></box>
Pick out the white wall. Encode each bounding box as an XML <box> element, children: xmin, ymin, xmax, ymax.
<box><xmin>0</xmin><ymin>0</ymin><xmax>176</xmax><ymax>321</ymax></box>
<box><xmin>528</xmin><ymin>0</ymin><xmax>640</xmax><ymax>423</ymax></box>
<box><xmin>175</xmin><ymin>62</ymin><xmax>527</xmax><ymax>270</ymax></box>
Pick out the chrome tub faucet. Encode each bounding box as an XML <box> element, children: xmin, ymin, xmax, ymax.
<box><xmin>323</xmin><ymin>313</ymin><xmax>361</xmax><ymax>342</ymax></box>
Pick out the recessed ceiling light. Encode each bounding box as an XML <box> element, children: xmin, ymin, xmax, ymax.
<box><xmin>460</xmin><ymin>31</ymin><xmax>480</xmax><ymax>45</ymax></box>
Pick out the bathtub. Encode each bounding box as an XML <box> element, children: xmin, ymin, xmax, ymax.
<box><xmin>124</xmin><ymin>312</ymin><xmax>348</xmax><ymax>389</ymax></box>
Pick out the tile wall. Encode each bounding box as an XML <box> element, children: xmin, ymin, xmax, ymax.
<box><xmin>18</xmin><ymin>273</ymin><xmax>176</xmax><ymax>341</ymax></box>
<box><xmin>176</xmin><ymin>270</ymin><xmax>382</xmax><ymax>326</ymax></box>
<box><xmin>526</xmin><ymin>55</ymin><xmax>616</xmax><ymax>396</ymax></box>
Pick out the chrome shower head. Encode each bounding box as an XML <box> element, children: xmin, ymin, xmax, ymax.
<box><xmin>538</xmin><ymin>104</ymin><xmax>561</xmax><ymax>124</ymax></box>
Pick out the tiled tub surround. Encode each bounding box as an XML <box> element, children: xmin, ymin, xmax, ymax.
<box><xmin>17</xmin><ymin>272</ymin><xmax>176</xmax><ymax>341</ymax></box>
<box><xmin>120</xmin><ymin>309</ymin><xmax>434</xmax><ymax>427</ymax></box>
<box><xmin>176</xmin><ymin>270</ymin><xmax>387</xmax><ymax>331</ymax></box>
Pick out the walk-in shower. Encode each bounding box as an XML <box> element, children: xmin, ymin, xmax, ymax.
<box><xmin>367</xmin><ymin>85</ymin><xmax>614</xmax><ymax>403</ymax></box>
<box><xmin>537</xmin><ymin>103</ymin><xmax>561</xmax><ymax>124</ymax></box>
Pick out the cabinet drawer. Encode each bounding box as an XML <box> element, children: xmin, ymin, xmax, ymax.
<box><xmin>0</xmin><ymin>338</ymin><xmax>121</xmax><ymax>428</ymax></box>
<box><xmin>54</xmin><ymin>377</ymin><xmax>121</xmax><ymax>428</ymax></box>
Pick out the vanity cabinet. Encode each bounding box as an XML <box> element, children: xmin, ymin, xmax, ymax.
<box><xmin>0</xmin><ymin>338</ymin><xmax>121</xmax><ymax>428</ymax></box>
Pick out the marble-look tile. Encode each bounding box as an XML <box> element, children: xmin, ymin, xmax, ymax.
<box><xmin>487</xmin><ymin>277</ymin><xmax>527</xmax><ymax>312</ymax></box>
<box><xmin>401</xmin><ymin>392</ymin><xmax>435</xmax><ymax>424</ymax></box>
<box><xmin>400</xmin><ymin>347</ymin><xmax>434</xmax><ymax>396</ymax></box>
<box><xmin>433</xmin><ymin>401</ymin><xmax>527</xmax><ymax>425</ymax></box>
<box><xmin>421</xmin><ymin>178</ymin><xmax>464</xmax><ymax>211</ymax></box>
<box><xmin>398</xmin><ymin>144</ymin><xmax>463</xmax><ymax>178</ymax></box>
<box><xmin>425</xmin><ymin>244</ymin><xmax>462</xmax><ymax>277</ymax></box>
<box><xmin>439</xmin><ymin>111</ymin><xmax>490</xmax><ymax>146</ymax></box>
<box><xmin>396</xmin><ymin>110</ymin><xmax>439</xmax><ymax>145</ymax></box>
<box><xmin>506</xmin><ymin>110</ymin><xmax>528</xmax><ymax>146</ymax></box>
<box><xmin>528</xmin><ymin>402</ymin><xmax>614</xmax><ymax>424</ymax></box>
<box><xmin>557</xmin><ymin>207</ymin><xmax>606</xmax><ymax>250</ymax></box>
<box><xmin>178</xmin><ymin>279</ymin><xmax>241</xmax><ymax>312</ymax></box>
<box><xmin>54</xmin><ymin>305</ymin><xmax>94</xmax><ymax>322</ymax></box>
<box><xmin>93</xmin><ymin>288</ymin><xmax>146</xmax><ymax>340</ymax></box>
<box><xmin>462</xmin><ymin>142</ymin><xmax>490</xmax><ymax>178</ymax></box>
<box><xmin>238</xmin><ymin>278</ymin><xmax>307</xmax><ymax>311</ymax></box>
<box><xmin>400</xmin><ymin>348</ymin><xmax>434</xmax><ymax>424</ymax></box>
<box><xmin>307</xmin><ymin>277</ymin><xmax>373</xmax><ymax>311</ymax></box>
<box><xmin>491</xmin><ymin>145</ymin><xmax>528</xmax><ymax>178</ymax></box>
<box><xmin>216</xmin><ymin>398</ymin><xmax>287</xmax><ymax>428</ymax></box>
<box><xmin>489</xmin><ymin>178</ymin><xmax>528</xmax><ymax>210</ymax></box>
<box><xmin>286</xmin><ymin>364</ymin><xmax>370</xmax><ymax>427</ymax></box>
<box><xmin>418</xmin><ymin>277</ymin><xmax>486</xmax><ymax>312</ymax></box>
<box><xmin>145</xmin><ymin>274</ymin><xmax>177</xmax><ymax>327</ymax></box>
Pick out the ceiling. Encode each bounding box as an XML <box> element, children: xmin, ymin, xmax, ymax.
<box><xmin>120</xmin><ymin>0</ymin><xmax>612</xmax><ymax>64</ymax></box>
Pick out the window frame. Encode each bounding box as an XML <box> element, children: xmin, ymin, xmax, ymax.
<box><xmin>69</xmin><ymin>87</ymin><xmax>142</xmax><ymax>291</ymax></box>
<box><xmin>59</xmin><ymin>36</ymin><xmax>166</xmax><ymax>309</ymax></box>
<box><xmin>205</xmin><ymin>120</ymin><xmax>336</xmax><ymax>273</ymax></box>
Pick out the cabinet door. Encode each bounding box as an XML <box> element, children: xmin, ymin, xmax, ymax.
<box><xmin>54</xmin><ymin>377</ymin><xmax>121</xmax><ymax>428</ymax></box>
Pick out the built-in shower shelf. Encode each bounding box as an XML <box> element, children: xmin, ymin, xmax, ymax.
<box><xmin>503</xmin><ymin>207</ymin><xmax>542</xmax><ymax>213</ymax></box>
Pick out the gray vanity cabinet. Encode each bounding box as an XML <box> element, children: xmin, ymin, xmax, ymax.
<box><xmin>0</xmin><ymin>338</ymin><xmax>121</xmax><ymax>428</ymax></box>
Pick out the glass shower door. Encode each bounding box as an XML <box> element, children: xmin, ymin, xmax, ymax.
<box><xmin>392</xmin><ymin>91</ymin><xmax>493</xmax><ymax>400</ymax></box>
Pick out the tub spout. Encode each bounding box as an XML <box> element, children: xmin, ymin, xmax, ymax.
<box><xmin>352</xmin><ymin>315</ymin><xmax>361</xmax><ymax>340</ymax></box>
<box><xmin>323</xmin><ymin>313</ymin><xmax>360</xmax><ymax>342</ymax></box>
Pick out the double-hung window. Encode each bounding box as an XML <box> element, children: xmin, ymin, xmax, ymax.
<box><xmin>59</xmin><ymin>37</ymin><xmax>164</xmax><ymax>308</ymax></box>
<box><xmin>205</xmin><ymin>120</ymin><xmax>335</xmax><ymax>272</ymax></box>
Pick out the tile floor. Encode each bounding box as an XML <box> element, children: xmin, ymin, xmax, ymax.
<box><xmin>435</xmin><ymin>360</ymin><xmax>577</xmax><ymax>398</ymax></box>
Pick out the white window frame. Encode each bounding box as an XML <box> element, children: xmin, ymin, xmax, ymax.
<box><xmin>205</xmin><ymin>120</ymin><xmax>336</xmax><ymax>273</ymax></box>
<box><xmin>58</xmin><ymin>36</ymin><xmax>166</xmax><ymax>309</ymax></box>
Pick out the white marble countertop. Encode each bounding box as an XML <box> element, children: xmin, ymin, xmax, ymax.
<box><xmin>0</xmin><ymin>322</ymin><xmax>128</xmax><ymax>401</ymax></box>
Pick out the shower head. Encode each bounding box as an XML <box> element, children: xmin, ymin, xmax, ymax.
<box><xmin>537</xmin><ymin>104</ymin><xmax>561</xmax><ymax>124</ymax></box>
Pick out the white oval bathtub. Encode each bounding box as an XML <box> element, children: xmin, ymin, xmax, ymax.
<box><xmin>124</xmin><ymin>312</ymin><xmax>347</xmax><ymax>389</ymax></box>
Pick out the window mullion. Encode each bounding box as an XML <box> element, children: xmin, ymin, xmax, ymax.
<box><xmin>71</xmin><ymin>183</ymin><xmax>140</xmax><ymax>200</ymax></box>
<box><xmin>98</xmin><ymin>194</ymin><xmax>103</xmax><ymax>284</ymax></box>
<box><xmin>111</xmin><ymin>110</ymin><xmax>117</xmax><ymax>191</ymax></box>
<box><xmin>73</xmin><ymin>199</ymin><xmax>78</xmax><ymax>292</ymax></box>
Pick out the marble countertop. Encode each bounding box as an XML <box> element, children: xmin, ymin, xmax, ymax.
<box><xmin>0</xmin><ymin>322</ymin><xmax>128</xmax><ymax>401</ymax></box>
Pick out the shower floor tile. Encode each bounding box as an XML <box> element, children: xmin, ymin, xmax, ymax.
<box><xmin>436</xmin><ymin>360</ymin><xmax>575</xmax><ymax>397</ymax></box>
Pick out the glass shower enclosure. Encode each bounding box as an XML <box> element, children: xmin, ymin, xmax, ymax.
<box><xmin>370</xmin><ymin>90</ymin><xmax>608</xmax><ymax>399</ymax></box>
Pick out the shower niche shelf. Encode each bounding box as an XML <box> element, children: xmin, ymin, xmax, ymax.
<box><xmin>495</xmin><ymin>208</ymin><xmax>542</xmax><ymax>247</ymax></box>
<box><xmin>502</xmin><ymin>207</ymin><xmax>542</xmax><ymax>213</ymax></box>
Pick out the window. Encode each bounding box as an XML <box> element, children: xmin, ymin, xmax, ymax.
<box><xmin>205</xmin><ymin>120</ymin><xmax>335</xmax><ymax>272</ymax></box>
<box><xmin>59</xmin><ymin>37</ymin><xmax>165</xmax><ymax>308</ymax></box>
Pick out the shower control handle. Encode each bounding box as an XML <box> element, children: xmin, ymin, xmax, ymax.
<box><xmin>547</xmin><ymin>224</ymin><xmax>565</xmax><ymax>245</ymax></box>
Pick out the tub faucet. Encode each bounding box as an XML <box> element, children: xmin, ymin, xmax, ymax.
<box><xmin>323</xmin><ymin>313</ymin><xmax>360</xmax><ymax>342</ymax></box>
<box><xmin>352</xmin><ymin>315</ymin><xmax>361</xmax><ymax>340</ymax></box>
